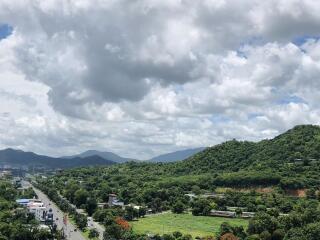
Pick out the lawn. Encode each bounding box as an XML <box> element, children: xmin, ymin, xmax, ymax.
<box><xmin>131</xmin><ymin>212</ymin><xmax>248</xmax><ymax>238</ymax></box>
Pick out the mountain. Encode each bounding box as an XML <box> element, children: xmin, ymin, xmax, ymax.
<box><xmin>0</xmin><ymin>148</ymin><xmax>116</xmax><ymax>169</ymax></box>
<box><xmin>63</xmin><ymin>150</ymin><xmax>135</xmax><ymax>163</ymax></box>
<box><xmin>175</xmin><ymin>124</ymin><xmax>320</xmax><ymax>174</ymax></box>
<box><xmin>149</xmin><ymin>147</ymin><xmax>206</xmax><ymax>163</ymax></box>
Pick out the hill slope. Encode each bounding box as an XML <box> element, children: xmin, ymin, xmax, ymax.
<box><xmin>63</xmin><ymin>150</ymin><xmax>135</xmax><ymax>163</ymax></box>
<box><xmin>149</xmin><ymin>147</ymin><xmax>206</xmax><ymax>163</ymax></box>
<box><xmin>0</xmin><ymin>148</ymin><xmax>116</xmax><ymax>169</ymax></box>
<box><xmin>175</xmin><ymin>125</ymin><xmax>320</xmax><ymax>174</ymax></box>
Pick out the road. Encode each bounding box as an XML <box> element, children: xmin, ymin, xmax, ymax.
<box><xmin>64</xmin><ymin>195</ymin><xmax>105</xmax><ymax>240</ymax></box>
<box><xmin>30</xmin><ymin>184</ymin><xmax>86</xmax><ymax>240</ymax></box>
<box><xmin>87</xmin><ymin>217</ymin><xmax>105</xmax><ymax>240</ymax></box>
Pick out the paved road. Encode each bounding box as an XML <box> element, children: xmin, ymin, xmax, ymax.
<box><xmin>87</xmin><ymin>217</ymin><xmax>105</xmax><ymax>240</ymax></box>
<box><xmin>31</xmin><ymin>184</ymin><xmax>86</xmax><ymax>240</ymax></box>
<box><xmin>64</xmin><ymin>195</ymin><xmax>105</xmax><ymax>240</ymax></box>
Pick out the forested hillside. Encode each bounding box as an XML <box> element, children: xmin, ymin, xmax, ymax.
<box><xmin>176</xmin><ymin>125</ymin><xmax>320</xmax><ymax>174</ymax></box>
<box><xmin>39</xmin><ymin>125</ymin><xmax>320</xmax><ymax>240</ymax></box>
<box><xmin>0</xmin><ymin>148</ymin><xmax>116</xmax><ymax>169</ymax></box>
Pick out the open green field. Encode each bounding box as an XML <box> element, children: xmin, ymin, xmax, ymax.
<box><xmin>131</xmin><ymin>212</ymin><xmax>248</xmax><ymax>238</ymax></box>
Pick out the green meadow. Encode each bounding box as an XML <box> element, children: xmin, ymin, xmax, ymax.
<box><xmin>131</xmin><ymin>212</ymin><xmax>248</xmax><ymax>238</ymax></box>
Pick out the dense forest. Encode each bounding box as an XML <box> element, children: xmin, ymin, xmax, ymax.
<box><xmin>0</xmin><ymin>179</ymin><xmax>64</xmax><ymax>239</ymax></box>
<box><xmin>37</xmin><ymin>125</ymin><xmax>320</xmax><ymax>240</ymax></box>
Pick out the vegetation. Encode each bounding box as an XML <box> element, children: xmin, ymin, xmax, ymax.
<box><xmin>0</xmin><ymin>179</ymin><xmax>63</xmax><ymax>239</ymax></box>
<box><xmin>36</xmin><ymin>125</ymin><xmax>320</xmax><ymax>239</ymax></box>
<box><xmin>35</xmin><ymin>182</ymin><xmax>88</xmax><ymax>230</ymax></box>
<box><xmin>131</xmin><ymin>212</ymin><xmax>248</xmax><ymax>238</ymax></box>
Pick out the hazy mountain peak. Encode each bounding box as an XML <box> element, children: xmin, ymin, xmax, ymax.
<box><xmin>63</xmin><ymin>150</ymin><xmax>135</xmax><ymax>163</ymax></box>
<box><xmin>0</xmin><ymin>148</ymin><xmax>116</xmax><ymax>169</ymax></box>
<box><xmin>149</xmin><ymin>147</ymin><xmax>206</xmax><ymax>163</ymax></box>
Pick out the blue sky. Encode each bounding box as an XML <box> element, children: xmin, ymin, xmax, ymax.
<box><xmin>292</xmin><ymin>35</ymin><xmax>320</xmax><ymax>46</ymax></box>
<box><xmin>0</xmin><ymin>24</ymin><xmax>12</xmax><ymax>40</ymax></box>
<box><xmin>0</xmin><ymin>1</ymin><xmax>320</xmax><ymax>158</ymax></box>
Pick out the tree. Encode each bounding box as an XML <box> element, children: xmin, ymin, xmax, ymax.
<box><xmin>104</xmin><ymin>217</ymin><xmax>131</xmax><ymax>240</ymax></box>
<box><xmin>260</xmin><ymin>231</ymin><xmax>271</xmax><ymax>240</ymax></box>
<box><xmin>247</xmin><ymin>213</ymin><xmax>279</xmax><ymax>235</ymax></box>
<box><xmin>172</xmin><ymin>201</ymin><xmax>186</xmax><ymax>214</ymax></box>
<box><xmin>173</xmin><ymin>231</ymin><xmax>183</xmax><ymax>239</ymax></box>
<box><xmin>180</xmin><ymin>234</ymin><xmax>193</xmax><ymax>240</ymax></box>
<box><xmin>74</xmin><ymin>213</ymin><xmax>87</xmax><ymax>230</ymax></box>
<box><xmin>235</xmin><ymin>208</ymin><xmax>242</xmax><ymax>217</ymax></box>
<box><xmin>272</xmin><ymin>229</ymin><xmax>285</xmax><ymax>240</ymax></box>
<box><xmin>220</xmin><ymin>233</ymin><xmax>238</xmax><ymax>240</ymax></box>
<box><xmin>104</xmin><ymin>223</ymin><xmax>123</xmax><ymax>240</ymax></box>
<box><xmin>192</xmin><ymin>199</ymin><xmax>212</xmax><ymax>216</ymax></box>
<box><xmin>192</xmin><ymin>185</ymin><xmax>201</xmax><ymax>195</ymax></box>
<box><xmin>124</xmin><ymin>206</ymin><xmax>137</xmax><ymax>221</ymax></box>
<box><xmin>138</xmin><ymin>207</ymin><xmax>146</xmax><ymax>218</ymax></box>
<box><xmin>115</xmin><ymin>217</ymin><xmax>131</xmax><ymax>231</ymax></box>
<box><xmin>246</xmin><ymin>235</ymin><xmax>261</xmax><ymax>240</ymax></box>
<box><xmin>219</xmin><ymin>222</ymin><xmax>234</xmax><ymax>237</ymax></box>
<box><xmin>162</xmin><ymin>234</ymin><xmax>175</xmax><ymax>240</ymax></box>
<box><xmin>85</xmin><ymin>198</ymin><xmax>97</xmax><ymax>216</ymax></box>
<box><xmin>150</xmin><ymin>198</ymin><xmax>162</xmax><ymax>212</ymax></box>
<box><xmin>306</xmin><ymin>188</ymin><xmax>317</xmax><ymax>200</ymax></box>
<box><xmin>74</xmin><ymin>189</ymin><xmax>89</xmax><ymax>207</ymax></box>
<box><xmin>88</xmin><ymin>228</ymin><xmax>99</xmax><ymax>239</ymax></box>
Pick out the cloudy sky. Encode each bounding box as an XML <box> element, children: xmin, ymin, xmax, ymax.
<box><xmin>0</xmin><ymin>0</ymin><xmax>320</xmax><ymax>159</ymax></box>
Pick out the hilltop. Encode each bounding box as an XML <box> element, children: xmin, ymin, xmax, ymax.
<box><xmin>62</xmin><ymin>150</ymin><xmax>135</xmax><ymax>163</ymax></box>
<box><xmin>149</xmin><ymin>147</ymin><xmax>206</xmax><ymax>163</ymax></box>
<box><xmin>0</xmin><ymin>148</ymin><xmax>116</xmax><ymax>169</ymax></box>
<box><xmin>175</xmin><ymin>125</ymin><xmax>320</xmax><ymax>174</ymax></box>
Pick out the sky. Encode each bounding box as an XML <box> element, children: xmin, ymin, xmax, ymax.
<box><xmin>0</xmin><ymin>0</ymin><xmax>320</xmax><ymax>159</ymax></box>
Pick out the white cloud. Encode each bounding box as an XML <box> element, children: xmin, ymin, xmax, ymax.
<box><xmin>0</xmin><ymin>0</ymin><xmax>320</xmax><ymax>159</ymax></box>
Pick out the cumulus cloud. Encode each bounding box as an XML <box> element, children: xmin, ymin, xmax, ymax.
<box><xmin>0</xmin><ymin>0</ymin><xmax>320</xmax><ymax>158</ymax></box>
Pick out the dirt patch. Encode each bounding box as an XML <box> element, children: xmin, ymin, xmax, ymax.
<box><xmin>215</xmin><ymin>187</ymin><xmax>274</xmax><ymax>194</ymax></box>
<box><xmin>285</xmin><ymin>189</ymin><xmax>306</xmax><ymax>197</ymax></box>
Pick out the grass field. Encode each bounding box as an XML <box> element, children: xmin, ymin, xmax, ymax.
<box><xmin>131</xmin><ymin>212</ymin><xmax>248</xmax><ymax>238</ymax></box>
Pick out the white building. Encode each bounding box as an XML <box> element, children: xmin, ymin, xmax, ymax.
<box><xmin>108</xmin><ymin>194</ymin><xmax>124</xmax><ymax>207</ymax></box>
<box><xmin>27</xmin><ymin>202</ymin><xmax>47</xmax><ymax>222</ymax></box>
<box><xmin>35</xmin><ymin>207</ymin><xmax>47</xmax><ymax>222</ymax></box>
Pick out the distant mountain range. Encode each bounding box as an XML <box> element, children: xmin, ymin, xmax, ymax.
<box><xmin>148</xmin><ymin>147</ymin><xmax>206</xmax><ymax>163</ymax></box>
<box><xmin>0</xmin><ymin>147</ymin><xmax>207</xmax><ymax>170</ymax></box>
<box><xmin>0</xmin><ymin>148</ymin><xmax>115</xmax><ymax>169</ymax></box>
<box><xmin>63</xmin><ymin>148</ymin><xmax>206</xmax><ymax>163</ymax></box>
<box><xmin>62</xmin><ymin>150</ymin><xmax>135</xmax><ymax>163</ymax></box>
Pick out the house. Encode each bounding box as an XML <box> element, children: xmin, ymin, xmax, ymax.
<box><xmin>27</xmin><ymin>200</ymin><xmax>48</xmax><ymax>222</ymax></box>
<box><xmin>201</xmin><ymin>193</ymin><xmax>225</xmax><ymax>199</ymax></box>
<box><xmin>210</xmin><ymin>210</ymin><xmax>236</xmax><ymax>218</ymax></box>
<box><xmin>16</xmin><ymin>198</ymin><xmax>30</xmax><ymax>206</ymax></box>
<box><xmin>185</xmin><ymin>193</ymin><xmax>197</xmax><ymax>199</ymax></box>
<box><xmin>126</xmin><ymin>203</ymin><xmax>142</xmax><ymax>210</ymax></box>
<box><xmin>108</xmin><ymin>194</ymin><xmax>124</xmax><ymax>207</ymax></box>
<box><xmin>16</xmin><ymin>198</ymin><xmax>53</xmax><ymax>223</ymax></box>
<box><xmin>241</xmin><ymin>212</ymin><xmax>255</xmax><ymax>218</ymax></box>
<box><xmin>0</xmin><ymin>170</ymin><xmax>12</xmax><ymax>178</ymax></box>
<box><xmin>35</xmin><ymin>207</ymin><xmax>47</xmax><ymax>222</ymax></box>
<box><xmin>226</xmin><ymin>206</ymin><xmax>246</xmax><ymax>212</ymax></box>
<box><xmin>97</xmin><ymin>202</ymin><xmax>108</xmax><ymax>208</ymax></box>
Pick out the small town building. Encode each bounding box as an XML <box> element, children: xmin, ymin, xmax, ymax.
<box><xmin>16</xmin><ymin>198</ymin><xmax>30</xmax><ymax>206</ymax></box>
<box><xmin>210</xmin><ymin>210</ymin><xmax>236</xmax><ymax>218</ymax></box>
<box><xmin>35</xmin><ymin>207</ymin><xmax>47</xmax><ymax>222</ymax></box>
<box><xmin>97</xmin><ymin>202</ymin><xmax>108</xmax><ymax>208</ymax></box>
<box><xmin>184</xmin><ymin>193</ymin><xmax>196</xmax><ymax>199</ymax></box>
<box><xmin>108</xmin><ymin>194</ymin><xmax>124</xmax><ymax>207</ymax></box>
<box><xmin>241</xmin><ymin>212</ymin><xmax>255</xmax><ymax>218</ymax></box>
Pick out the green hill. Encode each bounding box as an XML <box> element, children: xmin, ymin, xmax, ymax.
<box><xmin>44</xmin><ymin>125</ymin><xmax>320</xmax><ymax>195</ymax></box>
<box><xmin>175</xmin><ymin>125</ymin><xmax>320</xmax><ymax>174</ymax></box>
